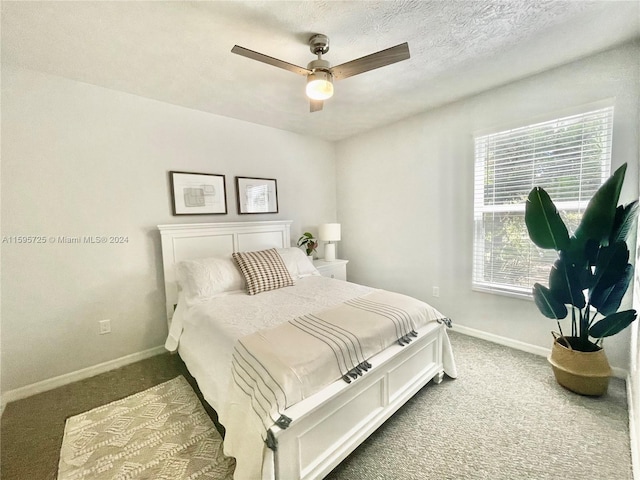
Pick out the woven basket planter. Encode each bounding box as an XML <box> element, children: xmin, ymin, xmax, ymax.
<box><xmin>547</xmin><ymin>336</ymin><xmax>612</xmax><ymax>396</ymax></box>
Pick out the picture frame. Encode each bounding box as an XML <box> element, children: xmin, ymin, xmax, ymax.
<box><xmin>235</xmin><ymin>176</ymin><xmax>279</xmax><ymax>214</ymax></box>
<box><xmin>169</xmin><ymin>171</ymin><xmax>227</xmax><ymax>215</ymax></box>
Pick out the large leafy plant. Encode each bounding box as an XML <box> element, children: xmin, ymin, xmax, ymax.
<box><xmin>525</xmin><ymin>163</ymin><xmax>638</xmax><ymax>350</ymax></box>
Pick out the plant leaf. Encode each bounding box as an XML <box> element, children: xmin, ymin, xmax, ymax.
<box><xmin>297</xmin><ymin>232</ymin><xmax>316</xmax><ymax>247</ymax></box>
<box><xmin>589</xmin><ymin>309</ymin><xmax>637</xmax><ymax>338</ymax></box>
<box><xmin>590</xmin><ymin>241</ymin><xmax>630</xmax><ymax>293</ymax></box>
<box><xmin>565</xmin><ymin>237</ymin><xmax>600</xmax><ymax>269</ymax></box>
<box><xmin>549</xmin><ymin>259</ymin><xmax>586</xmax><ymax>309</ymax></box>
<box><xmin>574</xmin><ymin>163</ymin><xmax>627</xmax><ymax>245</ymax></box>
<box><xmin>525</xmin><ymin>187</ymin><xmax>570</xmax><ymax>251</ymax></box>
<box><xmin>590</xmin><ymin>264</ymin><xmax>633</xmax><ymax>316</ymax></box>
<box><xmin>532</xmin><ymin>283</ymin><xmax>568</xmax><ymax>320</ymax></box>
<box><xmin>584</xmin><ymin>238</ymin><xmax>600</xmax><ymax>268</ymax></box>
<box><xmin>610</xmin><ymin>200</ymin><xmax>639</xmax><ymax>244</ymax></box>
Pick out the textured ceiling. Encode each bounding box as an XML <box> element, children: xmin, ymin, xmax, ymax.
<box><xmin>2</xmin><ymin>1</ymin><xmax>639</xmax><ymax>141</ymax></box>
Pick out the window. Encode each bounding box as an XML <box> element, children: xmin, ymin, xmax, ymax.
<box><xmin>473</xmin><ymin>106</ymin><xmax>614</xmax><ymax>297</ymax></box>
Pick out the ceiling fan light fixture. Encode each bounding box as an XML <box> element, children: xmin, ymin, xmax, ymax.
<box><xmin>231</xmin><ymin>35</ymin><xmax>410</xmax><ymax>111</ymax></box>
<box><xmin>306</xmin><ymin>71</ymin><xmax>334</xmax><ymax>100</ymax></box>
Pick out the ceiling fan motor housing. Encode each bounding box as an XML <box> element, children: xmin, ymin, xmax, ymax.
<box><xmin>307</xmin><ymin>58</ymin><xmax>331</xmax><ymax>74</ymax></box>
<box><xmin>309</xmin><ymin>34</ymin><xmax>330</xmax><ymax>55</ymax></box>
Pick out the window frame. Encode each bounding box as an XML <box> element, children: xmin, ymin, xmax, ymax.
<box><xmin>472</xmin><ymin>104</ymin><xmax>614</xmax><ymax>299</ymax></box>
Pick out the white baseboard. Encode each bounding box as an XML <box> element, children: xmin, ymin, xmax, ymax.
<box><xmin>453</xmin><ymin>324</ymin><xmax>628</xmax><ymax>379</ymax></box>
<box><xmin>1</xmin><ymin>345</ymin><xmax>166</xmax><ymax>411</ymax></box>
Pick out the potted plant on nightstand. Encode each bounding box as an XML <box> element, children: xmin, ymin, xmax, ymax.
<box><xmin>525</xmin><ymin>163</ymin><xmax>638</xmax><ymax>396</ymax></box>
<box><xmin>297</xmin><ymin>232</ymin><xmax>318</xmax><ymax>261</ymax></box>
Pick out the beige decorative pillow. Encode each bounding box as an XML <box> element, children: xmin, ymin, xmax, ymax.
<box><xmin>232</xmin><ymin>248</ymin><xmax>294</xmax><ymax>295</ymax></box>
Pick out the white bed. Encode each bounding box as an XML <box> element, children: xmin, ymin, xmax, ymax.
<box><xmin>158</xmin><ymin>220</ymin><xmax>456</xmax><ymax>480</ymax></box>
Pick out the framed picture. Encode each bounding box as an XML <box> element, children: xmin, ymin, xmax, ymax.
<box><xmin>169</xmin><ymin>171</ymin><xmax>227</xmax><ymax>215</ymax></box>
<box><xmin>236</xmin><ymin>176</ymin><xmax>279</xmax><ymax>214</ymax></box>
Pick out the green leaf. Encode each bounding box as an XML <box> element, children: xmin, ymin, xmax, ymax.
<box><xmin>561</xmin><ymin>238</ymin><xmax>597</xmax><ymax>278</ymax></box>
<box><xmin>297</xmin><ymin>232</ymin><xmax>316</xmax><ymax>248</ymax></box>
<box><xmin>584</xmin><ymin>239</ymin><xmax>600</xmax><ymax>268</ymax></box>
<box><xmin>549</xmin><ymin>259</ymin><xmax>586</xmax><ymax>309</ymax></box>
<box><xmin>590</xmin><ymin>263</ymin><xmax>633</xmax><ymax>316</ymax></box>
<box><xmin>525</xmin><ymin>187</ymin><xmax>570</xmax><ymax>251</ymax></box>
<box><xmin>563</xmin><ymin>242</ymin><xmax>596</xmax><ymax>289</ymax></box>
<box><xmin>590</xmin><ymin>242</ymin><xmax>630</xmax><ymax>294</ymax></box>
<box><xmin>574</xmin><ymin>163</ymin><xmax>627</xmax><ymax>245</ymax></box>
<box><xmin>532</xmin><ymin>283</ymin><xmax>568</xmax><ymax>320</ymax></box>
<box><xmin>610</xmin><ymin>200</ymin><xmax>639</xmax><ymax>244</ymax></box>
<box><xmin>589</xmin><ymin>309</ymin><xmax>637</xmax><ymax>338</ymax></box>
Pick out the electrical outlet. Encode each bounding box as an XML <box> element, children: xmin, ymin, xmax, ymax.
<box><xmin>432</xmin><ymin>286</ymin><xmax>440</xmax><ymax>297</ymax></box>
<box><xmin>99</xmin><ymin>319</ymin><xmax>111</xmax><ymax>335</ymax></box>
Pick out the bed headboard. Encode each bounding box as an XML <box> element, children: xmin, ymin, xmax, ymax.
<box><xmin>157</xmin><ymin>220</ymin><xmax>292</xmax><ymax>324</ymax></box>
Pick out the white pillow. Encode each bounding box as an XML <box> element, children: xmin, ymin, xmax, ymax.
<box><xmin>277</xmin><ymin>247</ymin><xmax>320</xmax><ymax>279</ymax></box>
<box><xmin>176</xmin><ymin>255</ymin><xmax>245</xmax><ymax>305</ymax></box>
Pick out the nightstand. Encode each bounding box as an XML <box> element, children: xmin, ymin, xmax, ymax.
<box><xmin>313</xmin><ymin>259</ymin><xmax>349</xmax><ymax>281</ymax></box>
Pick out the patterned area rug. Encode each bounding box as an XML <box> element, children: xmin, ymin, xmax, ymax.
<box><xmin>57</xmin><ymin>376</ymin><xmax>235</xmax><ymax>480</ymax></box>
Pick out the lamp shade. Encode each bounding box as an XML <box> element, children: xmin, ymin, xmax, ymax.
<box><xmin>306</xmin><ymin>71</ymin><xmax>334</xmax><ymax>100</ymax></box>
<box><xmin>319</xmin><ymin>223</ymin><xmax>341</xmax><ymax>242</ymax></box>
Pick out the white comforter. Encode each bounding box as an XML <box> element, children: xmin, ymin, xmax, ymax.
<box><xmin>166</xmin><ymin>276</ymin><xmax>456</xmax><ymax>479</ymax></box>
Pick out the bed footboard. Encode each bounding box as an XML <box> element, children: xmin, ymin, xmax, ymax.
<box><xmin>271</xmin><ymin>321</ymin><xmax>446</xmax><ymax>480</ymax></box>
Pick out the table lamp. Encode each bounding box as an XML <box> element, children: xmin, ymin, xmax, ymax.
<box><xmin>319</xmin><ymin>223</ymin><xmax>341</xmax><ymax>262</ymax></box>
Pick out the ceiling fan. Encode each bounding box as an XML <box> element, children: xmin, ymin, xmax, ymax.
<box><xmin>231</xmin><ymin>34</ymin><xmax>410</xmax><ymax>112</ymax></box>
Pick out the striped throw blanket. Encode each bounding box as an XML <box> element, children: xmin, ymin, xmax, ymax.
<box><xmin>229</xmin><ymin>289</ymin><xmax>447</xmax><ymax>449</ymax></box>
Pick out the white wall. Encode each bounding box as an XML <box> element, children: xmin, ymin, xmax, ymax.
<box><xmin>336</xmin><ymin>41</ymin><xmax>639</xmax><ymax>372</ymax></box>
<box><xmin>631</xmin><ymin>155</ymin><xmax>640</xmax><ymax>479</ymax></box>
<box><xmin>0</xmin><ymin>66</ymin><xmax>337</xmax><ymax>395</ymax></box>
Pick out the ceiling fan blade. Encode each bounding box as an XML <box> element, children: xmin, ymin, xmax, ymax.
<box><xmin>310</xmin><ymin>99</ymin><xmax>324</xmax><ymax>113</ymax></box>
<box><xmin>331</xmin><ymin>42</ymin><xmax>410</xmax><ymax>80</ymax></box>
<box><xmin>231</xmin><ymin>45</ymin><xmax>311</xmax><ymax>76</ymax></box>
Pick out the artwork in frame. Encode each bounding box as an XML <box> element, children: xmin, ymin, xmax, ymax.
<box><xmin>236</xmin><ymin>176</ymin><xmax>279</xmax><ymax>214</ymax></box>
<box><xmin>169</xmin><ymin>171</ymin><xmax>227</xmax><ymax>215</ymax></box>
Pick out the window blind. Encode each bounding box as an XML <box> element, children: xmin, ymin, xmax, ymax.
<box><xmin>473</xmin><ymin>106</ymin><xmax>614</xmax><ymax>297</ymax></box>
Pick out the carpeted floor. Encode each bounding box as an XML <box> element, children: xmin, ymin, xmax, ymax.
<box><xmin>0</xmin><ymin>353</ymin><xmax>225</xmax><ymax>480</ymax></box>
<box><xmin>1</xmin><ymin>332</ymin><xmax>632</xmax><ymax>479</ymax></box>
<box><xmin>326</xmin><ymin>332</ymin><xmax>631</xmax><ymax>479</ymax></box>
